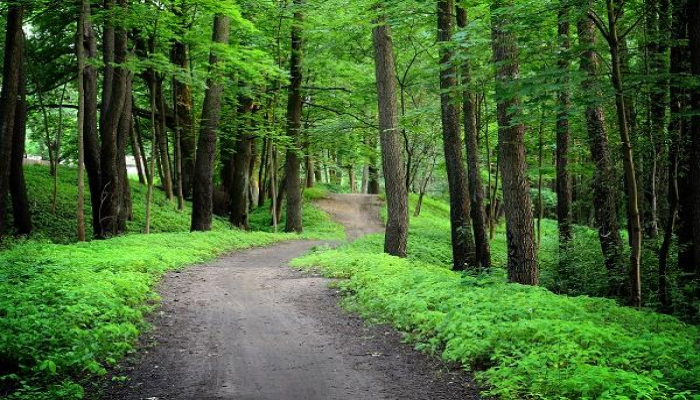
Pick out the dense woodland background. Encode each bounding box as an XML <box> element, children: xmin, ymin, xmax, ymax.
<box><xmin>1</xmin><ymin>0</ymin><xmax>700</xmax><ymax>397</ymax></box>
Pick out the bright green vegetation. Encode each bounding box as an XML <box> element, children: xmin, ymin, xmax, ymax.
<box><xmin>17</xmin><ymin>164</ymin><xmax>230</xmax><ymax>244</ymax></box>
<box><xmin>248</xmin><ymin>187</ymin><xmax>345</xmax><ymax>241</ymax></box>
<box><xmin>292</xmin><ymin>195</ymin><xmax>700</xmax><ymax>400</ymax></box>
<box><xmin>0</xmin><ymin>166</ymin><xmax>344</xmax><ymax>399</ymax></box>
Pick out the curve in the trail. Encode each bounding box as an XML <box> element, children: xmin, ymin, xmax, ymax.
<box><xmin>99</xmin><ymin>194</ymin><xmax>481</xmax><ymax>400</ymax></box>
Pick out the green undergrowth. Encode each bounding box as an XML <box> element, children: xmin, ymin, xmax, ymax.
<box><xmin>292</xmin><ymin>194</ymin><xmax>700</xmax><ymax>400</ymax></box>
<box><xmin>0</xmin><ymin>229</ymin><xmax>292</xmax><ymax>399</ymax></box>
<box><xmin>248</xmin><ymin>186</ymin><xmax>345</xmax><ymax>241</ymax></box>
<box><xmin>17</xmin><ymin>164</ymin><xmax>230</xmax><ymax>244</ymax></box>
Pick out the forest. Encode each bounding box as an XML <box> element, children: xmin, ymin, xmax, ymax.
<box><xmin>0</xmin><ymin>0</ymin><xmax>699</xmax><ymax>399</ymax></box>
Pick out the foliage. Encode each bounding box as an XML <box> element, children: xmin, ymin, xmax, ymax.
<box><xmin>292</xmin><ymin>196</ymin><xmax>700</xmax><ymax>400</ymax></box>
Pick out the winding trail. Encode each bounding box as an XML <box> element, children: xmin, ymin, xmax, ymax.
<box><xmin>99</xmin><ymin>195</ymin><xmax>480</xmax><ymax>400</ymax></box>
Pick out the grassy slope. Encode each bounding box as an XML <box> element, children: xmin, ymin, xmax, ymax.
<box><xmin>293</xmin><ymin>195</ymin><xmax>700</xmax><ymax>400</ymax></box>
<box><xmin>0</xmin><ymin>166</ymin><xmax>343</xmax><ymax>399</ymax></box>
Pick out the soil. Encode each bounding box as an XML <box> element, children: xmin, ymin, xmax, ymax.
<box><xmin>95</xmin><ymin>195</ymin><xmax>482</xmax><ymax>400</ymax></box>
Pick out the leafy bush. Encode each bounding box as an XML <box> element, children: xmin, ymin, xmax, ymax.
<box><xmin>292</xmin><ymin>195</ymin><xmax>700</xmax><ymax>400</ymax></box>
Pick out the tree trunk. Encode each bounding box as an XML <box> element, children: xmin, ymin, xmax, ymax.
<box><xmin>99</xmin><ymin>0</ymin><xmax>129</xmax><ymax>237</ymax></box>
<box><xmin>372</xmin><ymin>15</ymin><xmax>409</xmax><ymax>258</ymax></box>
<box><xmin>284</xmin><ymin>0</ymin><xmax>304</xmax><ymax>234</ymax></box>
<box><xmin>191</xmin><ymin>15</ymin><xmax>231</xmax><ymax>232</ymax></box>
<box><xmin>0</xmin><ymin>5</ymin><xmax>25</xmax><ymax>236</ymax></box>
<box><xmin>438</xmin><ymin>0</ymin><xmax>476</xmax><ymax>271</ymax></box>
<box><xmin>171</xmin><ymin>12</ymin><xmax>196</xmax><ymax>199</ymax></box>
<box><xmin>130</xmin><ymin>116</ymin><xmax>146</xmax><ymax>185</ymax></box>
<box><xmin>82</xmin><ymin>3</ymin><xmax>102</xmax><ymax>238</ymax></box>
<box><xmin>155</xmin><ymin>77</ymin><xmax>174</xmax><ymax>201</ymax></box>
<box><xmin>689</xmin><ymin>0</ymin><xmax>700</xmax><ymax>274</ymax></box>
<box><xmin>230</xmin><ymin>100</ymin><xmax>255</xmax><ymax>229</ymax></box>
<box><xmin>556</xmin><ymin>4</ymin><xmax>574</xmax><ymax>252</ymax></box>
<box><xmin>577</xmin><ymin>6</ymin><xmax>627</xmax><ymax>295</ymax></box>
<box><xmin>491</xmin><ymin>0</ymin><xmax>539</xmax><ymax>285</ymax></box>
<box><xmin>457</xmin><ymin>5</ymin><xmax>490</xmax><ymax>270</ymax></box>
<box><xmin>116</xmin><ymin>74</ymin><xmax>133</xmax><ymax>230</ymax></box>
<box><xmin>77</xmin><ymin>0</ymin><xmax>88</xmax><ymax>242</ymax></box>
<box><xmin>601</xmin><ymin>0</ymin><xmax>643</xmax><ymax>307</ymax></box>
<box><xmin>10</xmin><ymin>33</ymin><xmax>31</xmax><ymax>236</ymax></box>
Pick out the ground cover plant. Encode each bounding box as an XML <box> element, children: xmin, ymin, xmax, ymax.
<box><xmin>292</xmin><ymin>195</ymin><xmax>700</xmax><ymax>400</ymax></box>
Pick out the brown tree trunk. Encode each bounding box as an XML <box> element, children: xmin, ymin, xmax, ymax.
<box><xmin>598</xmin><ymin>0</ymin><xmax>644</xmax><ymax>307</ymax></box>
<box><xmin>171</xmin><ymin>9</ymin><xmax>196</xmax><ymax>199</ymax></box>
<box><xmin>372</xmin><ymin>15</ymin><xmax>409</xmax><ymax>258</ymax></box>
<box><xmin>116</xmin><ymin>74</ymin><xmax>134</xmax><ymax>230</ymax></box>
<box><xmin>457</xmin><ymin>5</ymin><xmax>490</xmax><ymax>270</ymax></box>
<box><xmin>82</xmin><ymin>3</ymin><xmax>102</xmax><ymax>238</ymax></box>
<box><xmin>77</xmin><ymin>0</ymin><xmax>88</xmax><ymax>242</ymax></box>
<box><xmin>491</xmin><ymin>0</ymin><xmax>539</xmax><ymax>285</ymax></box>
<box><xmin>10</xmin><ymin>33</ymin><xmax>31</xmax><ymax>236</ymax></box>
<box><xmin>578</xmin><ymin>6</ymin><xmax>627</xmax><ymax>295</ymax></box>
<box><xmin>284</xmin><ymin>0</ymin><xmax>304</xmax><ymax>234</ymax></box>
<box><xmin>0</xmin><ymin>5</ymin><xmax>25</xmax><ymax>236</ymax></box>
<box><xmin>689</xmin><ymin>0</ymin><xmax>700</xmax><ymax>274</ymax></box>
<box><xmin>229</xmin><ymin>100</ymin><xmax>255</xmax><ymax>229</ymax></box>
<box><xmin>99</xmin><ymin>0</ymin><xmax>129</xmax><ymax>237</ymax></box>
<box><xmin>556</xmin><ymin>4</ymin><xmax>574</xmax><ymax>252</ymax></box>
<box><xmin>191</xmin><ymin>15</ymin><xmax>231</xmax><ymax>232</ymax></box>
<box><xmin>155</xmin><ymin>77</ymin><xmax>174</xmax><ymax>201</ymax></box>
<box><xmin>130</xmin><ymin>116</ymin><xmax>146</xmax><ymax>185</ymax></box>
<box><xmin>438</xmin><ymin>0</ymin><xmax>476</xmax><ymax>270</ymax></box>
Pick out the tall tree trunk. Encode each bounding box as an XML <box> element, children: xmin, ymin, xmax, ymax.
<box><xmin>116</xmin><ymin>74</ymin><xmax>133</xmax><ymax>231</ymax></box>
<box><xmin>578</xmin><ymin>4</ymin><xmax>626</xmax><ymax>295</ymax></box>
<box><xmin>491</xmin><ymin>0</ymin><xmax>539</xmax><ymax>285</ymax></box>
<box><xmin>82</xmin><ymin>5</ymin><xmax>102</xmax><ymax>237</ymax></box>
<box><xmin>191</xmin><ymin>15</ymin><xmax>231</xmax><ymax>232</ymax></box>
<box><xmin>230</xmin><ymin>100</ymin><xmax>255</xmax><ymax>229</ymax></box>
<box><xmin>99</xmin><ymin>0</ymin><xmax>129</xmax><ymax>237</ymax></box>
<box><xmin>689</xmin><ymin>0</ymin><xmax>700</xmax><ymax>274</ymax></box>
<box><xmin>10</xmin><ymin>32</ymin><xmax>31</xmax><ymax>236</ymax></box>
<box><xmin>372</xmin><ymin>14</ymin><xmax>409</xmax><ymax>258</ymax></box>
<box><xmin>597</xmin><ymin>0</ymin><xmax>644</xmax><ymax>307</ymax></box>
<box><xmin>556</xmin><ymin>4</ymin><xmax>574</xmax><ymax>253</ymax></box>
<box><xmin>77</xmin><ymin>0</ymin><xmax>88</xmax><ymax>242</ymax></box>
<box><xmin>155</xmin><ymin>77</ymin><xmax>174</xmax><ymax>201</ymax></box>
<box><xmin>171</xmin><ymin>9</ymin><xmax>196</xmax><ymax>199</ymax></box>
<box><xmin>457</xmin><ymin>5</ymin><xmax>490</xmax><ymax>270</ymax></box>
<box><xmin>284</xmin><ymin>0</ymin><xmax>304</xmax><ymax>234</ymax></box>
<box><xmin>173</xmin><ymin>79</ymin><xmax>185</xmax><ymax>210</ymax></box>
<box><xmin>0</xmin><ymin>5</ymin><xmax>25</xmax><ymax>236</ymax></box>
<box><xmin>438</xmin><ymin>0</ymin><xmax>476</xmax><ymax>270</ymax></box>
<box><xmin>130</xmin><ymin>116</ymin><xmax>146</xmax><ymax>185</ymax></box>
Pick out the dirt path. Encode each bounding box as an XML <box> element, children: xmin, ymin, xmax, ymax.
<box><xmin>98</xmin><ymin>195</ymin><xmax>481</xmax><ymax>400</ymax></box>
<box><xmin>314</xmin><ymin>194</ymin><xmax>385</xmax><ymax>240</ymax></box>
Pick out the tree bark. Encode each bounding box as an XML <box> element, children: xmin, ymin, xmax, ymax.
<box><xmin>77</xmin><ymin>0</ymin><xmax>88</xmax><ymax>242</ymax></box>
<box><xmin>491</xmin><ymin>0</ymin><xmax>539</xmax><ymax>285</ymax></box>
<box><xmin>689</xmin><ymin>0</ymin><xmax>700</xmax><ymax>274</ymax></box>
<box><xmin>556</xmin><ymin>4</ymin><xmax>574</xmax><ymax>252</ymax></box>
<box><xmin>457</xmin><ymin>5</ymin><xmax>490</xmax><ymax>270</ymax></box>
<box><xmin>284</xmin><ymin>0</ymin><xmax>304</xmax><ymax>234</ymax></box>
<box><xmin>10</xmin><ymin>32</ymin><xmax>31</xmax><ymax>236</ymax></box>
<box><xmin>438</xmin><ymin>0</ymin><xmax>476</xmax><ymax>271</ymax></box>
<box><xmin>578</xmin><ymin>5</ymin><xmax>627</xmax><ymax>295</ymax></box>
<box><xmin>599</xmin><ymin>0</ymin><xmax>643</xmax><ymax>307</ymax></box>
<box><xmin>0</xmin><ymin>5</ymin><xmax>25</xmax><ymax>236</ymax></box>
<box><xmin>230</xmin><ymin>100</ymin><xmax>255</xmax><ymax>229</ymax></box>
<box><xmin>82</xmin><ymin>4</ymin><xmax>102</xmax><ymax>237</ymax></box>
<box><xmin>98</xmin><ymin>0</ymin><xmax>129</xmax><ymax>237</ymax></box>
<box><xmin>191</xmin><ymin>15</ymin><xmax>231</xmax><ymax>232</ymax></box>
<box><xmin>372</xmin><ymin>15</ymin><xmax>409</xmax><ymax>258</ymax></box>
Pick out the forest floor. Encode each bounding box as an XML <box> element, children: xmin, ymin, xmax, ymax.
<box><xmin>96</xmin><ymin>195</ymin><xmax>481</xmax><ymax>400</ymax></box>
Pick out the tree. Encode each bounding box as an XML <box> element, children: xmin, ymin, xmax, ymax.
<box><xmin>0</xmin><ymin>5</ymin><xmax>26</xmax><ymax>237</ymax></box>
<box><xmin>457</xmin><ymin>5</ymin><xmax>490</xmax><ymax>270</ymax></box>
<box><xmin>284</xmin><ymin>0</ymin><xmax>304</xmax><ymax>234</ymax></box>
<box><xmin>77</xmin><ymin>0</ymin><xmax>89</xmax><ymax>242</ymax></box>
<box><xmin>437</xmin><ymin>0</ymin><xmax>476</xmax><ymax>271</ymax></box>
<box><xmin>589</xmin><ymin>0</ymin><xmax>643</xmax><ymax>307</ymax></box>
<box><xmin>577</xmin><ymin>3</ymin><xmax>626</xmax><ymax>295</ymax></box>
<box><xmin>372</xmin><ymin>11</ymin><xmax>409</xmax><ymax>258</ymax></box>
<box><xmin>491</xmin><ymin>0</ymin><xmax>539</xmax><ymax>285</ymax></box>
<box><xmin>688</xmin><ymin>0</ymin><xmax>700</xmax><ymax>274</ymax></box>
<box><xmin>555</xmin><ymin>3</ymin><xmax>573</xmax><ymax>253</ymax></box>
<box><xmin>191</xmin><ymin>14</ymin><xmax>231</xmax><ymax>232</ymax></box>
